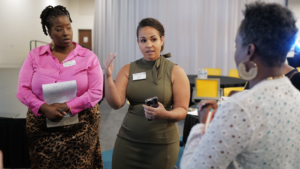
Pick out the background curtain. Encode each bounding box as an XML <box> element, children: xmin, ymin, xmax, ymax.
<box><xmin>94</xmin><ymin>0</ymin><xmax>285</xmax><ymax>79</ymax></box>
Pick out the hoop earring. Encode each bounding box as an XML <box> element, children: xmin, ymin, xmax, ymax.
<box><xmin>238</xmin><ymin>60</ymin><xmax>258</xmax><ymax>81</ymax></box>
<box><xmin>50</xmin><ymin>42</ymin><xmax>54</xmax><ymax>50</ymax></box>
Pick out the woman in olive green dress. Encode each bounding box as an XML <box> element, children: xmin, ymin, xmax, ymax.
<box><xmin>103</xmin><ymin>18</ymin><xmax>190</xmax><ymax>169</ymax></box>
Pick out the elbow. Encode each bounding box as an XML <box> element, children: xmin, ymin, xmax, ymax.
<box><xmin>106</xmin><ymin>100</ymin><xmax>122</xmax><ymax>110</ymax></box>
<box><xmin>112</xmin><ymin>106</ymin><xmax>121</xmax><ymax>110</ymax></box>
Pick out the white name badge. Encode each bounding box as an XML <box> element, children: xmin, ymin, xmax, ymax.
<box><xmin>63</xmin><ymin>60</ymin><xmax>76</xmax><ymax>67</ymax></box>
<box><xmin>133</xmin><ymin>72</ymin><xmax>146</xmax><ymax>81</ymax></box>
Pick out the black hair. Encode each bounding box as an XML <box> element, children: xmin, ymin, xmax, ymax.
<box><xmin>239</xmin><ymin>2</ymin><xmax>298</xmax><ymax>67</ymax></box>
<box><xmin>136</xmin><ymin>18</ymin><xmax>165</xmax><ymax>52</ymax></box>
<box><xmin>40</xmin><ymin>5</ymin><xmax>72</xmax><ymax>36</ymax></box>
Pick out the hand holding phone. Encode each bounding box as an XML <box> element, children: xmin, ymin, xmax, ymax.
<box><xmin>145</xmin><ymin>96</ymin><xmax>158</xmax><ymax>121</ymax></box>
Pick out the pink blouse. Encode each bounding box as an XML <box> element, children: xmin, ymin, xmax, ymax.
<box><xmin>17</xmin><ymin>42</ymin><xmax>103</xmax><ymax>116</ymax></box>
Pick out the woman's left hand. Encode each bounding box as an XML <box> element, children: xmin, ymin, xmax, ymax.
<box><xmin>143</xmin><ymin>102</ymin><xmax>168</xmax><ymax>121</ymax></box>
<box><xmin>51</xmin><ymin>103</ymin><xmax>70</xmax><ymax>114</ymax></box>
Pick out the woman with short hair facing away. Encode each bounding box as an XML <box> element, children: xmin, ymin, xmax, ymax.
<box><xmin>17</xmin><ymin>5</ymin><xmax>103</xmax><ymax>168</ymax></box>
<box><xmin>181</xmin><ymin>2</ymin><xmax>300</xmax><ymax>169</ymax></box>
<box><xmin>103</xmin><ymin>18</ymin><xmax>190</xmax><ymax>169</ymax></box>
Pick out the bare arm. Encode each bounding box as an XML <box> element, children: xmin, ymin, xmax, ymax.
<box><xmin>103</xmin><ymin>53</ymin><xmax>129</xmax><ymax>109</ymax></box>
<box><xmin>167</xmin><ymin>65</ymin><xmax>190</xmax><ymax>122</ymax></box>
<box><xmin>143</xmin><ymin>65</ymin><xmax>190</xmax><ymax>122</ymax></box>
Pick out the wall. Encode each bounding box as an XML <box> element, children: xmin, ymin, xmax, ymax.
<box><xmin>0</xmin><ymin>0</ymin><xmax>94</xmax><ymax>68</ymax></box>
<box><xmin>288</xmin><ymin>0</ymin><xmax>300</xmax><ymax>39</ymax></box>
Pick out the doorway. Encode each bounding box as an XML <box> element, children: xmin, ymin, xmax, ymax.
<box><xmin>78</xmin><ymin>29</ymin><xmax>92</xmax><ymax>50</ymax></box>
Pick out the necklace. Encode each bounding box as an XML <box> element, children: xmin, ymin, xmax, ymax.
<box><xmin>267</xmin><ymin>74</ymin><xmax>285</xmax><ymax>80</ymax></box>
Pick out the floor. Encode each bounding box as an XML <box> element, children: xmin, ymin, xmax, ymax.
<box><xmin>0</xmin><ymin>68</ymin><xmax>185</xmax><ymax>152</ymax></box>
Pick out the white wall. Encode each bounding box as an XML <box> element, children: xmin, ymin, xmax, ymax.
<box><xmin>69</xmin><ymin>0</ymin><xmax>95</xmax><ymax>50</ymax></box>
<box><xmin>0</xmin><ymin>0</ymin><xmax>94</xmax><ymax>68</ymax></box>
<box><xmin>288</xmin><ymin>0</ymin><xmax>300</xmax><ymax>39</ymax></box>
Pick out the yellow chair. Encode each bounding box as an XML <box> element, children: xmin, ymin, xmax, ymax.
<box><xmin>192</xmin><ymin>78</ymin><xmax>220</xmax><ymax>102</ymax></box>
<box><xmin>297</xmin><ymin>67</ymin><xmax>300</xmax><ymax>72</ymax></box>
<box><xmin>223</xmin><ymin>81</ymin><xmax>248</xmax><ymax>97</ymax></box>
<box><xmin>223</xmin><ymin>87</ymin><xmax>244</xmax><ymax>97</ymax></box>
<box><xmin>204</xmin><ymin>68</ymin><xmax>222</xmax><ymax>76</ymax></box>
<box><xmin>228</xmin><ymin>69</ymin><xmax>240</xmax><ymax>78</ymax></box>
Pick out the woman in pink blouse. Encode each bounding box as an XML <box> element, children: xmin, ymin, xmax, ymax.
<box><xmin>16</xmin><ymin>6</ymin><xmax>103</xmax><ymax>169</ymax></box>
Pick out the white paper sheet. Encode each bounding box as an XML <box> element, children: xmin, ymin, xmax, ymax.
<box><xmin>42</xmin><ymin>80</ymin><xmax>78</xmax><ymax>127</ymax></box>
<box><xmin>42</xmin><ymin>80</ymin><xmax>77</xmax><ymax>104</ymax></box>
<box><xmin>187</xmin><ymin>108</ymin><xmax>198</xmax><ymax>116</ymax></box>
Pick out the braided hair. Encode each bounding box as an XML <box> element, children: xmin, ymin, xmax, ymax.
<box><xmin>40</xmin><ymin>5</ymin><xmax>72</xmax><ymax>36</ymax></box>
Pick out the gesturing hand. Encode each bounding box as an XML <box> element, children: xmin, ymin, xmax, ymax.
<box><xmin>103</xmin><ymin>53</ymin><xmax>117</xmax><ymax>78</ymax></box>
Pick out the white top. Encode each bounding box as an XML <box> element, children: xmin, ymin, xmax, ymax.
<box><xmin>180</xmin><ymin>77</ymin><xmax>300</xmax><ymax>169</ymax></box>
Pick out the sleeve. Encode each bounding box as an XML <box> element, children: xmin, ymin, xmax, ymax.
<box><xmin>16</xmin><ymin>52</ymin><xmax>46</xmax><ymax>116</ymax></box>
<box><xmin>180</xmin><ymin>101</ymin><xmax>253</xmax><ymax>169</ymax></box>
<box><xmin>66</xmin><ymin>54</ymin><xmax>103</xmax><ymax>115</ymax></box>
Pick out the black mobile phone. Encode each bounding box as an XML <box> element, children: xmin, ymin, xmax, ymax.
<box><xmin>145</xmin><ymin>96</ymin><xmax>158</xmax><ymax>108</ymax></box>
<box><xmin>145</xmin><ymin>96</ymin><xmax>158</xmax><ymax>121</ymax></box>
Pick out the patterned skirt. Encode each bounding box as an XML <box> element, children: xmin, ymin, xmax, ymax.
<box><xmin>25</xmin><ymin>104</ymin><xmax>103</xmax><ymax>169</ymax></box>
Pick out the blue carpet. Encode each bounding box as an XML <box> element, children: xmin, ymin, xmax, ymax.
<box><xmin>102</xmin><ymin>137</ymin><xmax>184</xmax><ymax>169</ymax></box>
<box><xmin>102</xmin><ymin>149</ymin><xmax>113</xmax><ymax>169</ymax></box>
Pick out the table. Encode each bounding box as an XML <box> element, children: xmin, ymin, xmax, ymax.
<box><xmin>183</xmin><ymin>105</ymin><xmax>199</xmax><ymax>145</ymax></box>
<box><xmin>0</xmin><ymin>112</ymin><xmax>31</xmax><ymax>168</ymax></box>
<box><xmin>187</xmin><ymin>75</ymin><xmax>246</xmax><ymax>88</ymax></box>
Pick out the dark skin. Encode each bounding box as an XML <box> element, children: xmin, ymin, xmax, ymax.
<box><xmin>198</xmin><ymin>31</ymin><xmax>284</xmax><ymax>125</ymax></box>
<box><xmin>39</xmin><ymin>15</ymin><xmax>75</xmax><ymax>122</ymax></box>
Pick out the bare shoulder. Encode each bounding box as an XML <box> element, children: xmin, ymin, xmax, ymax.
<box><xmin>121</xmin><ymin>64</ymin><xmax>130</xmax><ymax>72</ymax></box>
<box><xmin>172</xmin><ymin>65</ymin><xmax>185</xmax><ymax>73</ymax></box>
<box><xmin>171</xmin><ymin>65</ymin><xmax>188</xmax><ymax>82</ymax></box>
<box><xmin>118</xmin><ymin>64</ymin><xmax>130</xmax><ymax>78</ymax></box>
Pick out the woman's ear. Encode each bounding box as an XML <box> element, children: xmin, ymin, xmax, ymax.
<box><xmin>247</xmin><ymin>43</ymin><xmax>256</xmax><ymax>61</ymax></box>
<box><xmin>48</xmin><ymin>30</ymin><xmax>52</xmax><ymax>39</ymax></box>
<box><xmin>160</xmin><ymin>36</ymin><xmax>164</xmax><ymax>46</ymax></box>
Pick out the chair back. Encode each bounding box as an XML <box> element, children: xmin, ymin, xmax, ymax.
<box><xmin>223</xmin><ymin>87</ymin><xmax>244</xmax><ymax>97</ymax></box>
<box><xmin>204</xmin><ymin>68</ymin><xmax>222</xmax><ymax>76</ymax></box>
<box><xmin>297</xmin><ymin>67</ymin><xmax>300</xmax><ymax>72</ymax></box>
<box><xmin>228</xmin><ymin>69</ymin><xmax>240</xmax><ymax>78</ymax></box>
<box><xmin>192</xmin><ymin>78</ymin><xmax>220</xmax><ymax>101</ymax></box>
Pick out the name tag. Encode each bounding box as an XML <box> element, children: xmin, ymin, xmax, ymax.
<box><xmin>133</xmin><ymin>72</ymin><xmax>146</xmax><ymax>81</ymax></box>
<box><xmin>63</xmin><ymin>60</ymin><xmax>76</xmax><ymax>67</ymax></box>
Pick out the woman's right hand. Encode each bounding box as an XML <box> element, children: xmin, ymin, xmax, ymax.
<box><xmin>103</xmin><ymin>53</ymin><xmax>117</xmax><ymax>78</ymax></box>
<box><xmin>197</xmin><ymin>100</ymin><xmax>218</xmax><ymax>124</ymax></box>
<box><xmin>39</xmin><ymin>104</ymin><xmax>65</xmax><ymax>122</ymax></box>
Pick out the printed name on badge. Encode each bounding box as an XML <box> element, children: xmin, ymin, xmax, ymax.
<box><xmin>63</xmin><ymin>60</ymin><xmax>76</xmax><ymax>67</ymax></box>
<box><xmin>133</xmin><ymin>72</ymin><xmax>146</xmax><ymax>81</ymax></box>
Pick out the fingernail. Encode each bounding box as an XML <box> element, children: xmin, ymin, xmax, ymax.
<box><xmin>210</xmin><ymin>109</ymin><xmax>214</xmax><ymax>111</ymax></box>
<box><xmin>196</xmin><ymin>105</ymin><xmax>198</xmax><ymax>108</ymax></box>
<box><xmin>198</xmin><ymin>108</ymin><xmax>200</xmax><ymax>111</ymax></box>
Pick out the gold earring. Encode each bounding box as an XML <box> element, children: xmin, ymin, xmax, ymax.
<box><xmin>237</xmin><ymin>60</ymin><xmax>258</xmax><ymax>80</ymax></box>
<box><xmin>50</xmin><ymin>42</ymin><xmax>54</xmax><ymax>50</ymax></box>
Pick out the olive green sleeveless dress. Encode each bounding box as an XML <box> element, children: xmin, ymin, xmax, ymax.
<box><xmin>112</xmin><ymin>55</ymin><xmax>180</xmax><ymax>169</ymax></box>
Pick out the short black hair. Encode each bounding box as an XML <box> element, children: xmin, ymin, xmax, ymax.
<box><xmin>136</xmin><ymin>18</ymin><xmax>165</xmax><ymax>52</ymax></box>
<box><xmin>40</xmin><ymin>5</ymin><xmax>72</xmax><ymax>36</ymax></box>
<box><xmin>239</xmin><ymin>2</ymin><xmax>298</xmax><ymax>67</ymax></box>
